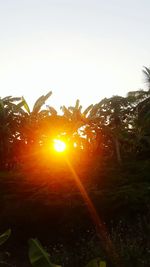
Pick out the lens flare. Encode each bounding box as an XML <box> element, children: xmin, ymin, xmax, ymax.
<box><xmin>53</xmin><ymin>139</ymin><xmax>66</xmax><ymax>152</ymax></box>
<box><xmin>65</xmin><ymin>157</ymin><xmax>122</xmax><ymax>267</ymax></box>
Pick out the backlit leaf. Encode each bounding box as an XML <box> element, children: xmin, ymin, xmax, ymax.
<box><xmin>29</xmin><ymin>238</ymin><xmax>61</xmax><ymax>267</ymax></box>
<box><xmin>0</xmin><ymin>229</ymin><xmax>11</xmax><ymax>246</ymax></box>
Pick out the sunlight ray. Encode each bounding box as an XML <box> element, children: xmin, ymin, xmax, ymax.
<box><xmin>65</xmin><ymin>157</ymin><xmax>122</xmax><ymax>267</ymax></box>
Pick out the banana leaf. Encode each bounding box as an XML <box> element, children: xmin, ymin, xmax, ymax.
<box><xmin>28</xmin><ymin>238</ymin><xmax>61</xmax><ymax>267</ymax></box>
<box><xmin>85</xmin><ymin>258</ymin><xmax>106</xmax><ymax>267</ymax></box>
<box><xmin>0</xmin><ymin>229</ymin><xmax>11</xmax><ymax>246</ymax></box>
<box><xmin>33</xmin><ymin>91</ymin><xmax>52</xmax><ymax>113</ymax></box>
<box><xmin>22</xmin><ymin>96</ymin><xmax>31</xmax><ymax>114</ymax></box>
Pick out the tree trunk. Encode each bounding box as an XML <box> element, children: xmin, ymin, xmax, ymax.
<box><xmin>114</xmin><ymin>137</ymin><xmax>122</xmax><ymax>164</ymax></box>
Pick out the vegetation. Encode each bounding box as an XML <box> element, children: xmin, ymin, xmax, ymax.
<box><xmin>0</xmin><ymin>230</ymin><xmax>106</xmax><ymax>267</ymax></box>
<box><xmin>0</xmin><ymin>67</ymin><xmax>150</xmax><ymax>266</ymax></box>
<box><xmin>1</xmin><ymin>68</ymin><xmax>150</xmax><ymax>169</ymax></box>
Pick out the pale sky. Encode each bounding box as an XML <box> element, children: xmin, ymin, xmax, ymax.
<box><xmin>0</xmin><ymin>0</ymin><xmax>150</xmax><ymax>110</ymax></box>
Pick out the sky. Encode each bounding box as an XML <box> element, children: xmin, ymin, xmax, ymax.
<box><xmin>0</xmin><ymin>0</ymin><xmax>150</xmax><ymax>110</ymax></box>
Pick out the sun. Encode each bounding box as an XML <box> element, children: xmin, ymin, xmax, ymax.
<box><xmin>53</xmin><ymin>139</ymin><xmax>67</xmax><ymax>153</ymax></box>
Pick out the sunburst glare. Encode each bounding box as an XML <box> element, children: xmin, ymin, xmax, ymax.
<box><xmin>53</xmin><ymin>139</ymin><xmax>67</xmax><ymax>153</ymax></box>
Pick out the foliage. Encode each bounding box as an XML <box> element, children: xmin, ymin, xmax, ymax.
<box><xmin>29</xmin><ymin>238</ymin><xmax>61</xmax><ymax>267</ymax></box>
<box><xmin>0</xmin><ymin>229</ymin><xmax>11</xmax><ymax>267</ymax></box>
<box><xmin>85</xmin><ymin>258</ymin><xmax>106</xmax><ymax>267</ymax></box>
<box><xmin>29</xmin><ymin>238</ymin><xmax>106</xmax><ymax>267</ymax></box>
<box><xmin>0</xmin><ymin>229</ymin><xmax>11</xmax><ymax>246</ymax></box>
<box><xmin>0</xmin><ymin>67</ymin><xmax>150</xmax><ymax>267</ymax></box>
<box><xmin>0</xmin><ymin>230</ymin><xmax>107</xmax><ymax>267</ymax></box>
<box><xmin>1</xmin><ymin>66</ymin><xmax>150</xmax><ymax>169</ymax></box>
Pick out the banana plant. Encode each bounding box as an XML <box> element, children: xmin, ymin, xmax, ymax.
<box><xmin>28</xmin><ymin>239</ymin><xmax>61</xmax><ymax>267</ymax></box>
<box><xmin>88</xmin><ymin>96</ymin><xmax>133</xmax><ymax>163</ymax></box>
<box><xmin>21</xmin><ymin>91</ymin><xmax>52</xmax><ymax>115</ymax></box>
<box><xmin>85</xmin><ymin>258</ymin><xmax>106</xmax><ymax>267</ymax></box>
<box><xmin>0</xmin><ymin>96</ymin><xmax>23</xmax><ymax>169</ymax></box>
<box><xmin>17</xmin><ymin>91</ymin><xmax>53</xmax><ymax>150</ymax></box>
<box><xmin>143</xmin><ymin>66</ymin><xmax>150</xmax><ymax>90</ymax></box>
<box><xmin>60</xmin><ymin>100</ymin><xmax>93</xmax><ymax>149</ymax></box>
<box><xmin>0</xmin><ymin>229</ymin><xmax>11</xmax><ymax>246</ymax></box>
<box><xmin>61</xmin><ymin>99</ymin><xmax>93</xmax><ymax>123</ymax></box>
<box><xmin>28</xmin><ymin>238</ymin><xmax>106</xmax><ymax>267</ymax></box>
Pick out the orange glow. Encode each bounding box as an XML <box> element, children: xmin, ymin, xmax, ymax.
<box><xmin>53</xmin><ymin>139</ymin><xmax>66</xmax><ymax>153</ymax></box>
